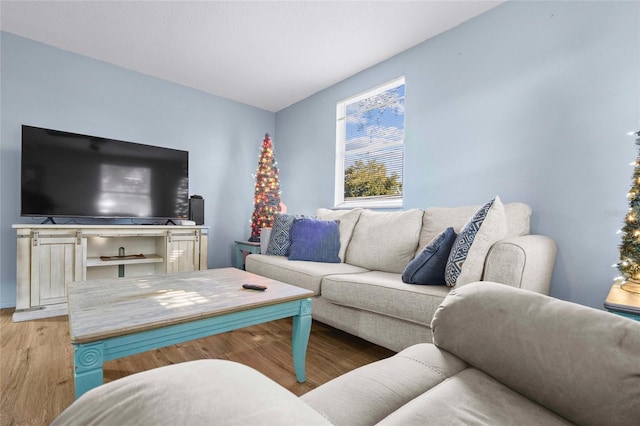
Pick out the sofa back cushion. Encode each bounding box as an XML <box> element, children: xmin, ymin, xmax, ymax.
<box><xmin>431</xmin><ymin>282</ymin><xmax>640</xmax><ymax>426</ymax></box>
<box><xmin>345</xmin><ymin>209</ymin><xmax>423</xmax><ymax>273</ymax></box>
<box><xmin>316</xmin><ymin>208</ymin><xmax>362</xmax><ymax>262</ymax></box>
<box><xmin>418</xmin><ymin>202</ymin><xmax>531</xmax><ymax>255</ymax></box>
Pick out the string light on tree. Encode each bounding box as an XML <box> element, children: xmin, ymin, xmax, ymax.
<box><xmin>616</xmin><ymin>130</ymin><xmax>640</xmax><ymax>294</ymax></box>
<box><xmin>249</xmin><ymin>133</ymin><xmax>281</xmax><ymax>242</ymax></box>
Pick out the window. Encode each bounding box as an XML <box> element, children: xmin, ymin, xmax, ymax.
<box><xmin>335</xmin><ymin>76</ymin><xmax>405</xmax><ymax>208</ymax></box>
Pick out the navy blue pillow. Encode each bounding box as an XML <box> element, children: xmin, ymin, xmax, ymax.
<box><xmin>402</xmin><ymin>227</ymin><xmax>457</xmax><ymax>285</ymax></box>
<box><xmin>288</xmin><ymin>218</ymin><xmax>341</xmax><ymax>263</ymax></box>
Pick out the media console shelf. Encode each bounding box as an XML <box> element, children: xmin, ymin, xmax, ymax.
<box><xmin>12</xmin><ymin>224</ymin><xmax>208</xmax><ymax>322</ymax></box>
<box><xmin>87</xmin><ymin>254</ymin><xmax>164</xmax><ymax>267</ymax></box>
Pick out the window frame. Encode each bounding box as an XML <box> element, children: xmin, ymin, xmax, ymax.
<box><xmin>334</xmin><ymin>76</ymin><xmax>405</xmax><ymax>209</ymax></box>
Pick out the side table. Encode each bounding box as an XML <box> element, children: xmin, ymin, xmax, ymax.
<box><xmin>604</xmin><ymin>280</ymin><xmax>640</xmax><ymax>322</ymax></box>
<box><xmin>234</xmin><ymin>240</ymin><xmax>261</xmax><ymax>270</ymax></box>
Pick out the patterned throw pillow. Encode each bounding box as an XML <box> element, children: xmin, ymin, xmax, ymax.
<box><xmin>445</xmin><ymin>198</ymin><xmax>494</xmax><ymax>286</ymax></box>
<box><xmin>266</xmin><ymin>214</ymin><xmax>298</xmax><ymax>256</ymax></box>
<box><xmin>402</xmin><ymin>227</ymin><xmax>457</xmax><ymax>285</ymax></box>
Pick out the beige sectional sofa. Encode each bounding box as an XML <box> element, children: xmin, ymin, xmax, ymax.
<box><xmin>246</xmin><ymin>199</ymin><xmax>557</xmax><ymax>352</ymax></box>
<box><xmin>52</xmin><ymin>283</ymin><xmax>640</xmax><ymax>425</ymax></box>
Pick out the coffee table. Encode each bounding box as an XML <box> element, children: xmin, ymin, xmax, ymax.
<box><xmin>67</xmin><ymin>267</ymin><xmax>313</xmax><ymax>399</ymax></box>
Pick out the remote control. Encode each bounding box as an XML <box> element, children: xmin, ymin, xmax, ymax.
<box><xmin>242</xmin><ymin>283</ymin><xmax>267</xmax><ymax>291</ymax></box>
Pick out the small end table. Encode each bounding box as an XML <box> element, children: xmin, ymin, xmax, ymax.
<box><xmin>234</xmin><ymin>240</ymin><xmax>261</xmax><ymax>270</ymax></box>
<box><xmin>604</xmin><ymin>279</ymin><xmax>640</xmax><ymax>322</ymax></box>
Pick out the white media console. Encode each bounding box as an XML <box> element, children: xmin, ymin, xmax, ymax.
<box><xmin>12</xmin><ymin>224</ymin><xmax>208</xmax><ymax>322</ymax></box>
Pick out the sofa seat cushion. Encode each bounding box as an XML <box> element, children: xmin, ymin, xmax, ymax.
<box><xmin>245</xmin><ymin>254</ymin><xmax>368</xmax><ymax>294</ymax></box>
<box><xmin>378</xmin><ymin>368</ymin><xmax>572</xmax><ymax>426</ymax></box>
<box><xmin>321</xmin><ymin>271</ymin><xmax>451</xmax><ymax>325</ymax></box>
<box><xmin>345</xmin><ymin>209</ymin><xmax>423</xmax><ymax>273</ymax></box>
<box><xmin>302</xmin><ymin>343</ymin><xmax>467</xmax><ymax>425</ymax></box>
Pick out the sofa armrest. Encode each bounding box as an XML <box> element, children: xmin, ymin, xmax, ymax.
<box><xmin>302</xmin><ymin>344</ymin><xmax>467</xmax><ymax>425</ymax></box>
<box><xmin>260</xmin><ymin>227</ymin><xmax>272</xmax><ymax>254</ymax></box>
<box><xmin>431</xmin><ymin>282</ymin><xmax>640</xmax><ymax>426</ymax></box>
<box><xmin>482</xmin><ymin>235</ymin><xmax>557</xmax><ymax>294</ymax></box>
<box><xmin>52</xmin><ymin>360</ymin><xmax>330</xmax><ymax>425</ymax></box>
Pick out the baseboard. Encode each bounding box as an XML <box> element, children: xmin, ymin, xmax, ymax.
<box><xmin>12</xmin><ymin>303</ymin><xmax>68</xmax><ymax>322</ymax></box>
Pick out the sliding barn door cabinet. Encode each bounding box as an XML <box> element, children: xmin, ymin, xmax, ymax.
<box><xmin>12</xmin><ymin>225</ymin><xmax>208</xmax><ymax>321</ymax></box>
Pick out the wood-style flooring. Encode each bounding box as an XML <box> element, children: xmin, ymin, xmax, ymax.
<box><xmin>0</xmin><ymin>308</ymin><xmax>394</xmax><ymax>426</ymax></box>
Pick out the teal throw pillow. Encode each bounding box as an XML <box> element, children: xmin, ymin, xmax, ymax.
<box><xmin>288</xmin><ymin>218</ymin><xmax>341</xmax><ymax>263</ymax></box>
<box><xmin>402</xmin><ymin>227</ymin><xmax>457</xmax><ymax>285</ymax></box>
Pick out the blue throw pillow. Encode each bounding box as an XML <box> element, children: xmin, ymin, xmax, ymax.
<box><xmin>402</xmin><ymin>227</ymin><xmax>457</xmax><ymax>285</ymax></box>
<box><xmin>288</xmin><ymin>218</ymin><xmax>341</xmax><ymax>263</ymax></box>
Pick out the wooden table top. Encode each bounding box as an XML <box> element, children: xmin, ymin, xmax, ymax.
<box><xmin>68</xmin><ymin>268</ymin><xmax>313</xmax><ymax>343</ymax></box>
<box><xmin>604</xmin><ymin>280</ymin><xmax>640</xmax><ymax>315</ymax></box>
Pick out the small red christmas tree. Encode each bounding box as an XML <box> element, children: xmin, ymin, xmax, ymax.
<box><xmin>249</xmin><ymin>134</ymin><xmax>281</xmax><ymax>241</ymax></box>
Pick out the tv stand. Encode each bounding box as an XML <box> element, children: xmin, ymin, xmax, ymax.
<box><xmin>12</xmin><ymin>224</ymin><xmax>208</xmax><ymax>322</ymax></box>
<box><xmin>41</xmin><ymin>217</ymin><xmax>57</xmax><ymax>225</ymax></box>
<box><xmin>165</xmin><ymin>219</ymin><xmax>178</xmax><ymax>225</ymax></box>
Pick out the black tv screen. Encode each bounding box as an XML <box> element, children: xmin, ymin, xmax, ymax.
<box><xmin>21</xmin><ymin>125</ymin><xmax>189</xmax><ymax>220</ymax></box>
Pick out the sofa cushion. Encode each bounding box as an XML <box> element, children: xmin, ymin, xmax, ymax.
<box><xmin>316</xmin><ymin>208</ymin><xmax>362</xmax><ymax>262</ymax></box>
<box><xmin>52</xmin><ymin>359</ymin><xmax>331</xmax><ymax>426</ymax></box>
<box><xmin>445</xmin><ymin>196</ymin><xmax>508</xmax><ymax>286</ymax></box>
<box><xmin>245</xmin><ymin>254</ymin><xmax>368</xmax><ymax>294</ymax></box>
<box><xmin>302</xmin><ymin>344</ymin><xmax>467</xmax><ymax>425</ymax></box>
<box><xmin>288</xmin><ymin>218</ymin><xmax>341</xmax><ymax>263</ymax></box>
<box><xmin>321</xmin><ymin>271</ymin><xmax>450</xmax><ymax>325</ymax></box>
<box><xmin>266</xmin><ymin>214</ymin><xmax>299</xmax><ymax>256</ymax></box>
<box><xmin>402</xmin><ymin>227</ymin><xmax>456</xmax><ymax>285</ymax></box>
<box><xmin>432</xmin><ymin>282</ymin><xmax>640</xmax><ymax>426</ymax></box>
<box><xmin>310</xmin><ymin>297</ymin><xmax>433</xmax><ymax>351</ymax></box>
<box><xmin>345</xmin><ymin>209</ymin><xmax>423</xmax><ymax>273</ymax></box>
<box><xmin>418</xmin><ymin>202</ymin><xmax>531</xmax><ymax>257</ymax></box>
<box><xmin>378</xmin><ymin>368</ymin><xmax>572</xmax><ymax>426</ymax></box>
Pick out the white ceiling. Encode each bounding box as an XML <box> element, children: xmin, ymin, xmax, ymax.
<box><xmin>0</xmin><ymin>1</ymin><xmax>502</xmax><ymax>112</ymax></box>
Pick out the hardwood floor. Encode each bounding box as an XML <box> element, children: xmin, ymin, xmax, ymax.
<box><xmin>0</xmin><ymin>308</ymin><xmax>394</xmax><ymax>426</ymax></box>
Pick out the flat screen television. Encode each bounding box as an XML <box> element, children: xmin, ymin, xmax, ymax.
<box><xmin>21</xmin><ymin>125</ymin><xmax>189</xmax><ymax>221</ymax></box>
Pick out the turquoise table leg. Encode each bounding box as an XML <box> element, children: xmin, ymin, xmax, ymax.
<box><xmin>74</xmin><ymin>342</ymin><xmax>105</xmax><ymax>398</ymax></box>
<box><xmin>292</xmin><ymin>298</ymin><xmax>313</xmax><ymax>382</ymax></box>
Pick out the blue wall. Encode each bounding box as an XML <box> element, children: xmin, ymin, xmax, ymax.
<box><xmin>0</xmin><ymin>32</ymin><xmax>275</xmax><ymax>308</ymax></box>
<box><xmin>1</xmin><ymin>1</ymin><xmax>638</xmax><ymax>311</ymax></box>
<box><xmin>275</xmin><ymin>1</ymin><xmax>640</xmax><ymax>309</ymax></box>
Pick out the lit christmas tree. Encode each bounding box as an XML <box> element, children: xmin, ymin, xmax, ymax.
<box><xmin>617</xmin><ymin>130</ymin><xmax>640</xmax><ymax>293</ymax></box>
<box><xmin>249</xmin><ymin>134</ymin><xmax>281</xmax><ymax>242</ymax></box>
